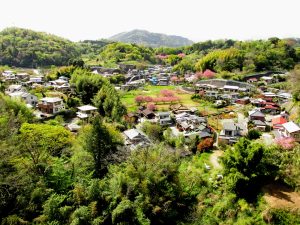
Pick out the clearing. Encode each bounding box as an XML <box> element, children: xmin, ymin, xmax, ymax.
<box><xmin>263</xmin><ymin>183</ymin><xmax>300</xmax><ymax>210</ymax></box>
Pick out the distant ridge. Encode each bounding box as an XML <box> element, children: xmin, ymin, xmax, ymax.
<box><xmin>109</xmin><ymin>29</ymin><xmax>193</xmax><ymax>48</ymax></box>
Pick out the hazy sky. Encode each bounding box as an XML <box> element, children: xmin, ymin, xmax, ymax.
<box><xmin>0</xmin><ymin>0</ymin><xmax>299</xmax><ymax>42</ymax></box>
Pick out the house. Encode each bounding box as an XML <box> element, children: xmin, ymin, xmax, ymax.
<box><xmin>141</xmin><ymin>109</ymin><xmax>156</xmax><ymax>119</ymax></box>
<box><xmin>157</xmin><ymin>112</ymin><xmax>172</xmax><ymax>126</ymax></box>
<box><xmin>9</xmin><ymin>92</ymin><xmax>38</xmax><ymax>106</ymax></box>
<box><xmin>170</xmin><ymin>104</ymin><xmax>190</xmax><ymax>114</ymax></box>
<box><xmin>223</xmin><ymin>85</ymin><xmax>239</xmax><ymax>92</ymax></box>
<box><xmin>16</xmin><ymin>73</ymin><xmax>29</xmax><ymax>80</ymax></box>
<box><xmin>219</xmin><ymin>121</ymin><xmax>242</xmax><ymax>144</ymax></box>
<box><xmin>157</xmin><ymin>78</ymin><xmax>169</xmax><ymax>86</ymax></box>
<box><xmin>37</xmin><ymin>97</ymin><xmax>65</xmax><ymax>114</ymax></box>
<box><xmin>249</xmin><ymin>110</ymin><xmax>265</xmax><ymax>122</ymax></box>
<box><xmin>251</xmin><ymin>99</ymin><xmax>266</xmax><ymax>107</ymax></box>
<box><xmin>281</xmin><ymin>122</ymin><xmax>300</xmax><ymax>142</ymax></box>
<box><xmin>6</xmin><ymin>84</ymin><xmax>24</xmax><ymax>94</ymax></box>
<box><xmin>76</xmin><ymin>105</ymin><xmax>97</xmax><ymax>119</ymax></box>
<box><xmin>261</xmin><ymin>105</ymin><xmax>280</xmax><ymax>115</ymax></box>
<box><xmin>261</xmin><ymin>76</ymin><xmax>274</xmax><ymax>84</ymax></box>
<box><xmin>205</xmin><ymin>91</ymin><xmax>219</xmax><ymax>99</ymax></box>
<box><xmin>29</xmin><ymin>76</ymin><xmax>43</xmax><ymax>83</ymax></box>
<box><xmin>252</xmin><ymin>120</ymin><xmax>267</xmax><ymax>131</ymax></box>
<box><xmin>124</xmin><ymin>113</ymin><xmax>139</xmax><ymax>124</ymax></box>
<box><xmin>123</xmin><ymin>129</ymin><xmax>150</xmax><ymax>149</ymax></box>
<box><xmin>272</xmin><ymin>115</ymin><xmax>288</xmax><ymax>130</ymax></box>
<box><xmin>235</xmin><ymin>97</ymin><xmax>250</xmax><ymax>105</ymax></box>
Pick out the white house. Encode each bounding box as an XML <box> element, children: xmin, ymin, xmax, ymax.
<box><xmin>37</xmin><ymin>97</ymin><xmax>65</xmax><ymax>114</ymax></box>
<box><xmin>6</xmin><ymin>84</ymin><xmax>24</xmax><ymax>94</ymax></box>
<box><xmin>77</xmin><ymin>105</ymin><xmax>97</xmax><ymax>119</ymax></box>
<box><xmin>9</xmin><ymin>92</ymin><xmax>38</xmax><ymax>106</ymax></box>
<box><xmin>281</xmin><ymin>122</ymin><xmax>300</xmax><ymax>142</ymax></box>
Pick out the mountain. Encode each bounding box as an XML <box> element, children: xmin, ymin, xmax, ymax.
<box><xmin>109</xmin><ymin>29</ymin><xmax>193</xmax><ymax>48</ymax></box>
<box><xmin>0</xmin><ymin>27</ymin><xmax>81</xmax><ymax>67</ymax></box>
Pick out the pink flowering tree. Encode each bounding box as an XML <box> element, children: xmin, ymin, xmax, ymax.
<box><xmin>144</xmin><ymin>96</ymin><xmax>153</xmax><ymax>102</ymax></box>
<box><xmin>275</xmin><ymin>137</ymin><xmax>295</xmax><ymax>150</ymax></box>
<box><xmin>135</xmin><ymin>95</ymin><xmax>144</xmax><ymax>105</ymax></box>
<box><xmin>202</xmin><ymin>69</ymin><xmax>215</xmax><ymax>79</ymax></box>
<box><xmin>160</xmin><ymin>90</ymin><xmax>175</xmax><ymax>97</ymax></box>
<box><xmin>177</xmin><ymin>53</ymin><xmax>186</xmax><ymax>58</ymax></box>
<box><xmin>171</xmin><ymin>76</ymin><xmax>179</xmax><ymax>83</ymax></box>
<box><xmin>147</xmin><ymin>103</ymin><xmax>157</xmax><ymax>111</ymax></box>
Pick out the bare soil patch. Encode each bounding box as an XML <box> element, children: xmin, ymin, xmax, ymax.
<box><xmin>263</xmin><ymin>183</ymin><xmax>300</xmax><ymax>210</ymax></box>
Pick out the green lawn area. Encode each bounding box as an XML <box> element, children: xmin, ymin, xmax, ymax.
<box><xmin>120</xmin><ymin>85</ymin><xmax>217</xmax><ymax>113</ymax></box>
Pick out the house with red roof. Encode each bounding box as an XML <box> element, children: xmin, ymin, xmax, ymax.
<box><xmin>272</xmin><ymin>116</ymin><xmax>288</xmax><ymax>130</ymax></box>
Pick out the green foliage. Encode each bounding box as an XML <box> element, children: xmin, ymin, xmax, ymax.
<box><xmin>222</xmin><ymin>138</ymin><xmax>274</xmax><ymax>200</ymax></box>
<box><xmin>93</xmin><ymin>83</ymin><xmax>127</xmax><ymax>122</ymax></box>
<box><xmin>0</xmin><ymin>27</ymin><xmax>81</xmax><ymax>67</ymax></box>
<box><xmin>81</xmin><ymin>116</ymin><xmax>123</xmax><ymax>178</ymax></box>
<box><xmin>195</xmin><ymin>48</ymin><xmax>244</xmax><ymax>72</ymax></box>
<box><xmin>141</xmin><ymin>121</ymin><xmax>163</xmax><ymax>141</ymax></box>
<box><xmin>268</xmin><ymin>209</ymin><xmax>300</xmax><ymax>225</ymax></box>
<box><xmin>70</xmin><ymin>68</ymin><xmax>106</xmax><ymax>104</ymax></box>
<box><xmin>99</xmin><ymin>42</ymin><xmax>155</xmax><ymax>65</ymax></box>
<box><xmin>247</xmin><ymin>129</ymin><xmax>262</xmax><ymax>140</ymax></box>
<box><xmin>19</xmin><ymin>123</ymin><xmax>72</xmax><ymax>157</ymax></box>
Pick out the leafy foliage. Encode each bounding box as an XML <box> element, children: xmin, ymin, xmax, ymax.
<box><xmin>0</xmin><ymin>27</ymin><xmax>81</xmax><ymax>67</ymax></box>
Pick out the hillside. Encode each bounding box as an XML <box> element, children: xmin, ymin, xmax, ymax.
<box><xmin>109</xmin><ymin>29</ymin><xmax>193</xmax><ymax>47</ymax></box>
<box><xmin>0</xmin><ymin>27</ymin><xmax>81</xmax><ymax>67</ymax></box>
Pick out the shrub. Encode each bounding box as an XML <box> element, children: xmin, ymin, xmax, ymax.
<box><xmin>247</xmin><ymin>129</ymin><xmax>261</xmax><ymax>140</ymax></box>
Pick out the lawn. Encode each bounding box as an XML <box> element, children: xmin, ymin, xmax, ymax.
<box><xmin>120</xmin><ymin>85</ymin><xmax>217</xmax><ymax>112</ymax></box>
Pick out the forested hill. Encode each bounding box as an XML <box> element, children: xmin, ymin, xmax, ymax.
<box><xmin>0</xmin><ymin>27</ymin><xmax>81</xmax><ymax>67</ymax></box>
<box><xmin>109</xmin><ymin>29</ymin><xmax>194</xmax><ymax>48</ymax></box>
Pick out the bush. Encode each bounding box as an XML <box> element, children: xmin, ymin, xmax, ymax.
<box><xmin>247</xmin><ymin>129</ymin><xmax>261</xmax><ymax>140</ymax></box>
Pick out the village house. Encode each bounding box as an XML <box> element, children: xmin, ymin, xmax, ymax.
<box><xmin>123</xmin><ymin>129</ymin><xmax>150</xmax><ymax>149</ymax></box>
<box><xmin>272</xmin><ymin>115</ymin><xmax>288</xmax><ymax>130</ymax></box>
<box><xmin>6</xmin><ymin>84</ymin><xmax>25</xmax><ymax>94</ymax></box>
<box><xmin>156</xmin><ymin>112</ymin><xmax>172</xmax><ymax>126</ymax></box>
<box><xmin>8</xmin><ymin>91</ymin><xmax>38</xmax><ymax>106</ymax></box>
<box><xmin>281</xmin><ymin>122</ymin><xmax>300</xmax><ymax>142</ymax></box>
<box><xmin>16</xmin><ymin>73</ymin><xmax>29</xmax><ymax>81</ymax></box>
<box><xmin>37</xmin><ymin>97</ymin><xmax>65</xmax><ymax>114</ymax></box>
<box><xmin>76</xmin><ymin>105</ymin><xmax>97</xmax><ymax>119</ymax></box>
<box><xmin>219</xmin><ymin>121</ymin><xmax>243</xmax><ymax>144</ymax></box>
<box><xmin>170</xmin><ymin>104</ymin><xmax>190</xmax><ymax>114</ymax></box>
<box><xmin>248</xmin><ymin>110</ymin><xmax>266</xmax><ymax>122</ymax></box>
<box><xmin>252</xmin><ymin>120</ymin><xmax>267</xmax><ymax>131</ymax></box>
<box><xmin>124</xmin><ymin>113</ymin><xmax>139</xmax><ymax>124</ymax></box>
<box><xmin>235</xmin><ymin>97</ymin><xmax>250</xmax><ymax>105</ymax></box>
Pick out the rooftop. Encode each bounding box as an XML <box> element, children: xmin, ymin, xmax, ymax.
<box><xmin>282</xmin><ymin>122</ymin><xmax>300</xmax><ymax>133</ymax></box>
<box><xmin>77</xmin><ymin>105</ymin><xmax>97</xmax><ymax>111</ymax></box>
<box><xmin>40</xmin><ymin>97</ymin><xmax>62</xmax><ymax>103</ymax></box>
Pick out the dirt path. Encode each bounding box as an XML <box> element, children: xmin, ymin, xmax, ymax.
<box><xmin>210</xmin><ymin>150</ymin><xmax>223</xmax><ymax>169</ymax></box>
<box><xmin>263</xmin><ymin>183</ymin><xmax>300</xmax><ymax>210</ymax></box>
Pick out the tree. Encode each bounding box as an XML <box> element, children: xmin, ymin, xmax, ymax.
<box><xmin>81</xmin><ymin>116</ymin><xmax>122</xmax><ymax>178</ymax></box>
<box><xmin>197</xmin><ymin>138</ymin><xmax>214</xmax><ymax>152</ymax></box>
<box><xmin>247</xmin><ymin>129</ymin><xmax>261</xmax><ymax>140</ymax></box>
<box><xmin>93</xmin><ymin>83</ymin><xmax>127</xmax><ymax>121</ymax></box>
<box><xmin>222</xmin><ymin>138</ymin><xmax>276</xmax><ymax>200</ymax></box>
<box><xmin>141</xmin><ymin>121</ymin><xmax>163</xmax><ymax>141</ymax></box>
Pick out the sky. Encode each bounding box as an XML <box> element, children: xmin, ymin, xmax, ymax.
<box><xmin>0</xmin><ymin>0</ymin><xmax>299</xmax><ymax>42</ymax></box>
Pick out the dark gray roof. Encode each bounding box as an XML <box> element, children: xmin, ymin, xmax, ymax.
<box><xmin>253</xmin><ymin>120</ymin><xmax>266</xmax><ymax>126</ymax></box>
<box><xmin>249</xmin><ymin>110</ymin><xmax>265</xmax><ymax>117</ymax></box>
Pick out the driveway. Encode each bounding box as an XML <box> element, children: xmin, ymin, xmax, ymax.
<box><xmin>210</xmin><ymin>150</ymin><xmax>223</xmax><ymax>169</ymax></box>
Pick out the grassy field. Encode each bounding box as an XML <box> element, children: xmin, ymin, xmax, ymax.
<box><xmin>120</xmin><ymin>85</ymin><xmax>217</xmax><ymax>112</ymax></box>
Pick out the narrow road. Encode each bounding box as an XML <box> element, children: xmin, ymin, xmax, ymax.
<box><xmin>210</xmin><ymin>150</ymin><xmax>223</xmax><ymax>169</ymax></box>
